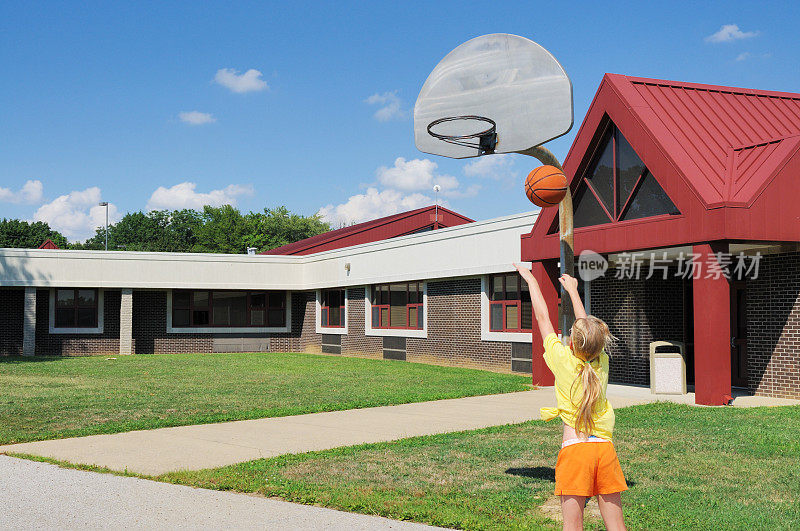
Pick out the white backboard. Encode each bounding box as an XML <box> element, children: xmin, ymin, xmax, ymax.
<box><xmin>414</xmin><ymin>34</ymin><xmax>573</xmax><ymax>159</ymax></box>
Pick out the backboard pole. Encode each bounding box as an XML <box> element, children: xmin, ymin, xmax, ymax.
<box><xmin>519</xmin><ymin>145</ymin><xmax>575</xmax><ymax>343</ymax></box>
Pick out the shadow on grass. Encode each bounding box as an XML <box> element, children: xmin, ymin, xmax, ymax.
<box><xmin>505</xmin><ymin>466</ymin><xmax>637</xmax><ymax>488</ymax></box>
<box><xmin>506</xmin><ymin>466</ymin><xmax>555</xmax><ymax>481</ymax></box>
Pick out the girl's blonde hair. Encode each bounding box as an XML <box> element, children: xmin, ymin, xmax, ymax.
<box><xmin>570</xmin><ymin>316</ymin><xmax>615</xmax><ymax>436</ymax></box>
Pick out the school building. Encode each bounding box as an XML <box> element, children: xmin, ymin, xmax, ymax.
<box><xmin>1</xmin><ymin>74</ymin><xmax>798</xmax><ymax>405</ymax></box>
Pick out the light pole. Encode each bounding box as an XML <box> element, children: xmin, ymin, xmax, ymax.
<box><xmin>98</xmin><ymin>202</ymin><xmax>109</xmax><ymax>250</ymax></box>
<box><xmin>433</xmin><ymin>184</ymin><xmax>441</xmax><ymax>228</ymax></box>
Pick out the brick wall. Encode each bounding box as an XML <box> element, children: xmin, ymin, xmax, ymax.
<box><xmin>271</xmin><ymin>291</ymin><xmax>316</xmax><ymax>353</ymax></box>
<box><xmin>131</xmin><ymin>290</ymin><xmax>316</xmax><ymax>354</ymax></box>
<box><xmin>299</xmin><ymin>281</ymin><xmax>520</xmax><ymax>371</ymax></box>
<box><xmin>0</xmin><ymin>289</ymin><xmax>24</xmax><ymax>355</ymax></box>
<box><xmin>132</xmin><ymin>291</ymin><xmax>211</xmax><ymax>354</ymax></box>
<box><xmin>747</xmin><ymin>252</ymin><xmax>800</xmax><ymax>399</ymax></box>
<box><xmin>341</xmin><ymin>287</ymin><xmax>382</xmax><ymax>359</ymax></box>
<box><xmin>406</xmin><ymin>278</ymin><xmax>515</xmax><ymax>372</ymax></box>
<box><xmin>35</xmin><ymin>289</ymin><xmax>121</xmax><ymax>355</ymax></box>
<box><xmin>14</xmin><ymin>281</ymin><xmax>529</xmax><ymax>373</ymax></box>
<box><xmin>590</xmin><ymin>272</ymin><xmax>685</xmax><ymax>386</ymax></box>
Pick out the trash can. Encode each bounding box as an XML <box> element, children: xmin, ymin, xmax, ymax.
<box><xmin>649</xmin><ymin>341</ymin><xmax>686</xmax><ymax>395</ymax></box>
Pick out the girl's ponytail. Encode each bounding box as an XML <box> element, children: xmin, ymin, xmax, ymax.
<box><xmin>575</xmin><ymin>361</ymin><xmax>602</xmax><ymax>435</ymax></box>
<box><xmin>570</xmin><ymin>316</ymin><xmax>615</xmax><ymax>436</ymax></box>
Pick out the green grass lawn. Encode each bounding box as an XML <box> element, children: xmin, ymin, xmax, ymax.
<box><xmin>0</xmin><ymin>352</ymin><xmax>529</xmax><ymax>444</ymax></box>
<box><xmin>159</xmin><ymin>403</ymin><xmax>800</xmax><ymax>530</ymax></box>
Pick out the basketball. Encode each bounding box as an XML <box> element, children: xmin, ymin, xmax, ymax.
<box><xmin>525</xmin><ymin>165</ymin><xmax>568</xmax><ymax>207</ymax></box>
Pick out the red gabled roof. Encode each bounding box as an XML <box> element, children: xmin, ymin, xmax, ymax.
<box><xmin>38</xmin><ymin>239</ymin><xmax>60</xmax><ymax>249</ymax></box>
<box><xmin>611</xmin><ymin>74</ymin><xmax>800</xmax><ymax>207</ymax></box>
<box><xmin>523</xmin><ymin>74</ymin><xmax>800</xmax><ymax>262</ymax></box>
<box><xmin>263</xmin><ymin>205</ymin><xmax>473</xmax><ymax>255</ymax></box>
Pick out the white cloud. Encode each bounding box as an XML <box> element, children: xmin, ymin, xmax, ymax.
<box><xmin>735</xmin><ymin>52</ymin><xmax>771</xmax><ymax>61</ymax></box>
<box><xmin>443</xmin><ymin>183</ymin><xmax>481</xmax><ymax>199</ymax></box>
<box><xmin>146</xmin><ymin>182</ymin><xmax>254</xmax><ymax>211</ymax></box>
<box><xmin>365</xmin><ymin>91</ymin><xmax>404</xmax><ymax>121</ymax></box>
<box><xmin>0</xmin><ymin>179</ymin><xmax>43</xmax><ymax>204</ymax></box>
<box><xmin>214</xmin><ymin>68</ymin><xmax>268</xmax><ymax>93</ymax></box>
<box><xmin>33</xmin><ymin>187</ymin><xmax>120</xmax><ymax>241</ymax></box>
<box><xmin>705</xmin><ymin>24</ymin><xmax>758</xmax><ymax>43</ymax></box>
<box><xmin>179</xmin><ymin>111</ymin><xmax>216</xmax><ymax>125</ymax></box>
<box><xmin>376</xmin><ymin>157</ymin><xmax>459</xmax><ymax>192</ymax></box>
<box><xmin>463</xmin><ymin>154</ymin><xmax>518</xmax><ymax>180</ymax></box>
<box><xmin>317</xmin><ymin>187</ymin><xmax>434</xmax><ymax>227</ymax></box>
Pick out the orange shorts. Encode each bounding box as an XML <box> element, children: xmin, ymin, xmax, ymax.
<box><xmin>554</xmin><ymin>441</ymin><xmax>627</xmax><ymax>496</ymax></box>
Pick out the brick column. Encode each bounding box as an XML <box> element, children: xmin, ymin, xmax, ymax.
<box><xmin>22</xmin><ymin>287</ymin><xmax>36</xmax><ymax>357</ymax></box>
<box><xmin>119</xmin><ymin>288</ymin><xmax>133</xmax><ymax>355</ymax></box>
<box><xmin>531</xmin><ymin>260</ymin><xmax>559</xmax><ymax>386</ymax></box>
<box><xmin>693</xmin><ymin>243</ymin><xmax>732</xmax><ymax>405</ymax></box>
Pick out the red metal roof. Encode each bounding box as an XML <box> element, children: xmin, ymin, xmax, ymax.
<box><xmin>614</xmin><ymin>75</ymin><xmax>800</xmax><ymax>207</ymax></box>
<box><xmin>522</xmin><ymin>74</ymin><xmax>800</xmax><ymax>262</ymax></box>
<box><xmin>263</xmin><ymin>205</ymin><xmax>474</xmax><ymax>255</ymax></box>
<box><xmin>37</xmin><ymin>239</ymin><xmax>60</xmax><ymax>249</ymax></box>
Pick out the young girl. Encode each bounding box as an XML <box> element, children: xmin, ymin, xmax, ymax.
<box><xmin>514</xmin><ymin>264</ymin><xmax>627</xmax><ymax>531</ymax></box>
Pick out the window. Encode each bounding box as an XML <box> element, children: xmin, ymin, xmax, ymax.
<box><xmin>172</xmin><ymin>290</ymin><xmax>285</xmax><ymax>328</ymax></box>
<box><xmin>371</xmin><ymin>282</ymin><xmax>423</xmax><ymax>329</ymax></box>
<box><xmin>54</xmin><ymin>288</ymin><xmax>98</xmax><ymax>328</ymax></box>
<box><xmin>488</xmin><ymin>274</ymin><xmax>532</xmax><ymax>333</ymax></box>
<box><xmin>321</xmin><ymin>289</ymin><xmax>346</xmax><ymax>328</ymax></box>
<box><xmin>552</xmin><ymin>123</ymin><xmax>680</xmax><ymax>233</ymax></box>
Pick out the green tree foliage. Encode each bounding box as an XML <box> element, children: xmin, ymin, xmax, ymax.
<box><xmin>194</xmin><ymin>205</ymin><xmax>247</xmax><ymax>254</ymax></box>
<box><xmin>243</xmin><ymin>206</ymin><xmax>331</xmax><ymax>251</ymax></box>
<box><xmin>68</xmin><ymin>205</ymin><xmax>329</xmax><ymax>254</ymax></box>
<box><xmin>77</xmin><ymin>210</ymin><xmax>202</xmax><ymax>251</ymax></box>
<box><xmin>0</xmin><ymin>219</ymin><xmax>69</xmax><ymax>249</ymax></box>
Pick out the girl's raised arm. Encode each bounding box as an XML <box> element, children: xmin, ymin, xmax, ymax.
<box><xmin>559</xmin><ymin>274</ymin><xmax>587</xmax><ymax>320</ymax></box>
<box><xmin>513</xmin><ymin>263</ymin><xmax>555</xmax><ymax>339</ymax></box>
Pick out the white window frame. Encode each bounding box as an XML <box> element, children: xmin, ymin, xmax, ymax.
<box><xmin>316</xmin><ymin>288</ymin><xmax>348</xmax><ymax>335</ymax></box>
<box><xmin>480</xmin><ymin>276</ymin><xmax>531</xmax><ymax>343</ymax></box>
<box><xmin>166</xmin><ymin>290</ymin><xmax>292</xmax><ymax>334</ymax></box>
<box><xmin>364</xmin><ymin>282</ymin><xmax>428</xmax><ymax>338</ymax></box>
<box><xmin>49</xmin><ymin>288</ymin><xmax>105</xmax><ymax>334</ymax></box>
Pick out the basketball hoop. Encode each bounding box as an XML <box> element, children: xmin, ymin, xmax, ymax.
<box><xmin>427</xmin><ymin>116</ymin><xmax>497</xmax><ymax>155</ymax></box>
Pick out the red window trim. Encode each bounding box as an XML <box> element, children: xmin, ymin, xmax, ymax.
<box><xmin>172</xmin><ymin>289</ymin><xmax>286</xmax><ymax>328</ymax></box>
<box><xmin>488</xmin><ymin>274</ymin><xmax>532</xmax><ymax>333</ymax></box>
<box><xmin>54</xmin><ymin>288</ymin><xmax>99</xmax><ymax>328</ymax></box>
<box><xmin>320</xmin><ymin>289</ymin><xmax>346</xmax><ymax>328</ymax></box>
<box><xmin>371</xmin><ymin>282</ymin><xmax>424</xmax><ymax>330</ymax></box>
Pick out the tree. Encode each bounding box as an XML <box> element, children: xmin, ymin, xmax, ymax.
<box><xmin>244</xmin><ymin>206</ymin><xmax>330</xmax><ymax>252</ymax></box>
<box><xmin>0</xmin><ymin>219</ymin><xmax>69</xmax><ymax>249</ymax></box>
<box><xmin>194</xmin><ymin>205</ymin><xmax>247</xmax><ymax>254</ymax></box>
<box><xmin>77</xmin><ymin>210</ymin><xmax>203</xmax><ymax>252</ymax></box>
<box><xmin>4</xmin><ymin>204</ymin><xmax>330</xmax><ymax>254</ymax></box>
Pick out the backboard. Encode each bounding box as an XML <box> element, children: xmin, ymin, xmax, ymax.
<box><xmin>414</xmin><ymin>34</ymin><xmax>573</xmax><ymax>159</ymax></box>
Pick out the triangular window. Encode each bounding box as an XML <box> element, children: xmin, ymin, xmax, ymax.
<box><xmin>573</xmin><ymin>181</ymin><xmax>612</xmax><ymax>228</ymax></box>
<box><xmin>571</xmin><ymin>123</ymin><xmax>679</xmax><ymax>229</ymax></box>
<box><xmin>585</xmin><ymin>130</ymin><xmax>614</xmax><ymax>213</ymax></box>
<box><xmin>620</xmin><ymin>171</ymin><xmax>679</xmax><ymax>220</ymax></box>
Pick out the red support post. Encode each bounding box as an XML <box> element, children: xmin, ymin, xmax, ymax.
<box><xmin>692</xmin><ymin>243</ymin><xmax>733</xmax><ymax>405</ymax></box>
<box><xmin>531</xmin><ymin>260</ymin><xmax>559</xmax><ymax>386</ymax></box>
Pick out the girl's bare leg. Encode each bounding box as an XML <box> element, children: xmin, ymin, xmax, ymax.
<box><xmin>560</xmin><ymin>495</ymin><xmax>585</xmax><ymax>530</ymax></box>
<box><xmin>597</xmin><ymin>492</ymin><xmax>626</xmax><ymax>531</ymax></box>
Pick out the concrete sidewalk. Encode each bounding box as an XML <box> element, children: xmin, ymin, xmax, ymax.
<box><xmin>0</xmin><ymin>455</ymin><xmax>444</xmax><ymax>530</ymax></box>
<box><xmin>2</xmin><ymin>385</ymin><xmax>797</xmax><ymax>475</ymax></box>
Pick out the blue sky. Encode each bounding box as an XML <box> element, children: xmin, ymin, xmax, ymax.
<box><xmin>1</xmin><ymin>1</ymin><xmax>797</xmax><ymax>241</ymax></box>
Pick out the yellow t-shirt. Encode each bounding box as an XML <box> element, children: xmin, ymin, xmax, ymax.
<box><xmin>540</xmin><ymin>332</ymin><xmax>615</xmax><ymax>441</ymax></box>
